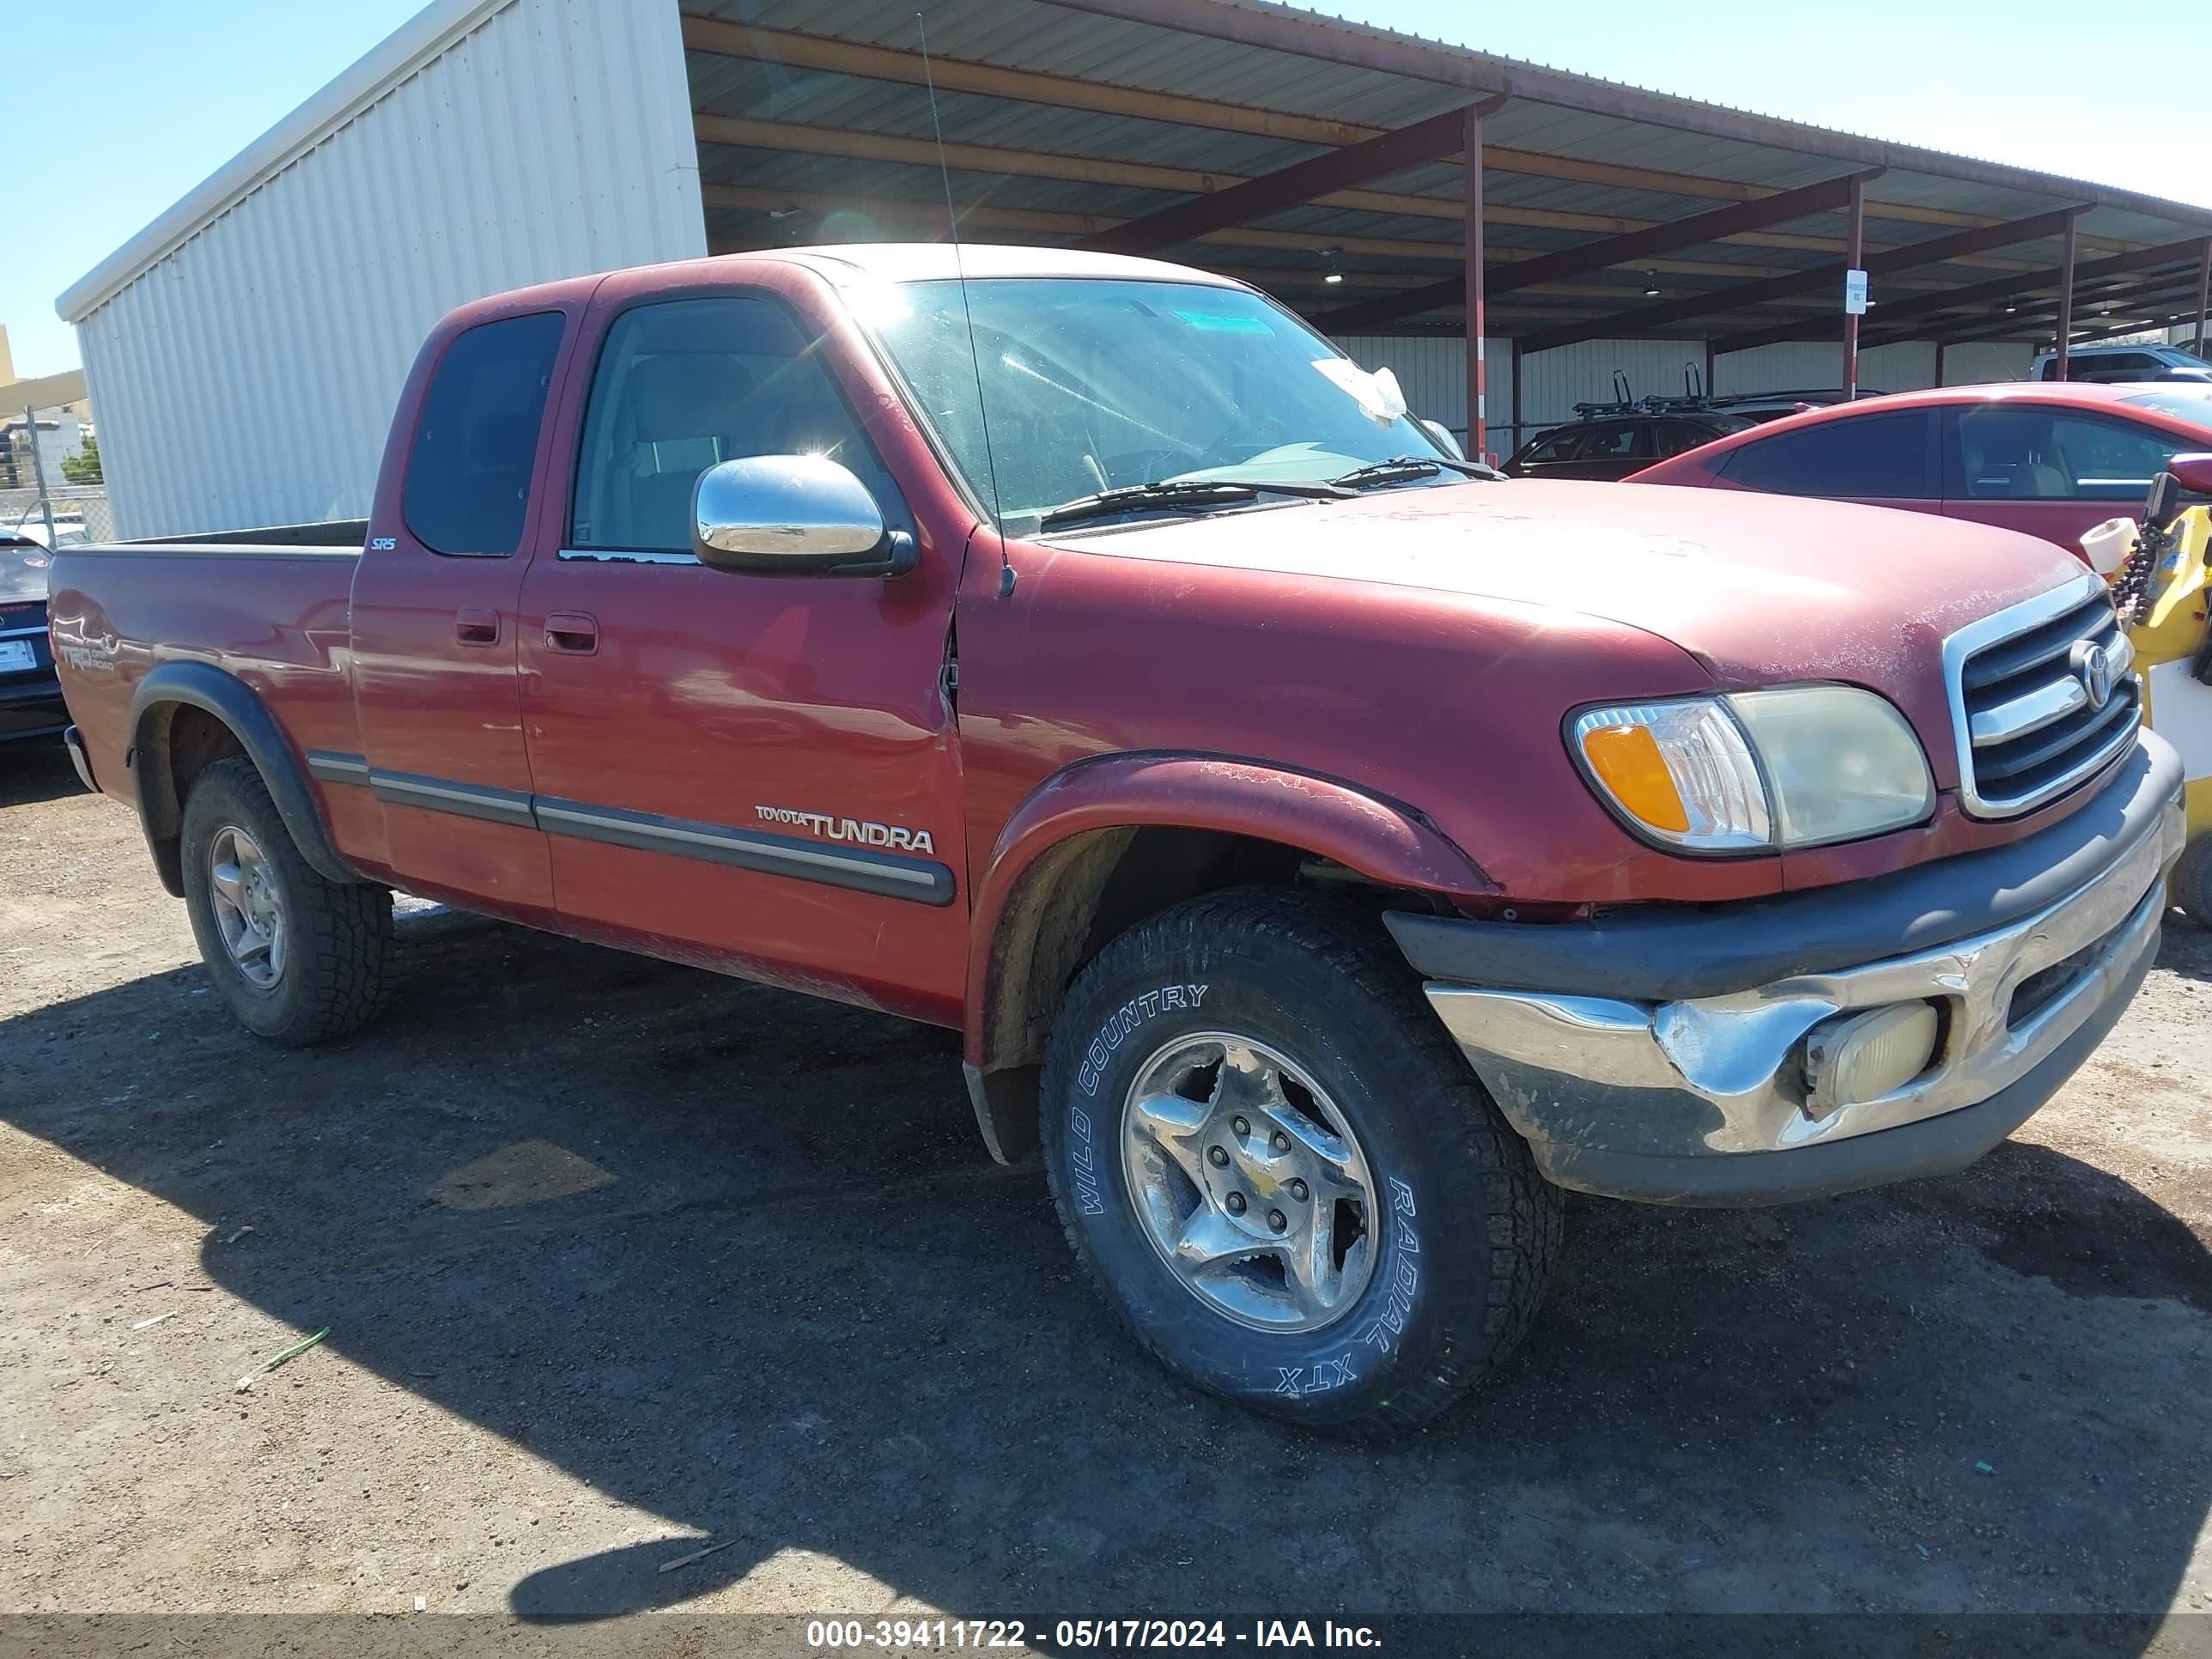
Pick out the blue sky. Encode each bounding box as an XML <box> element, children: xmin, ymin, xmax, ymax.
<box><xmin>7</xmin><ymin>1</ymin><xmax>2207</xmax><ymax>380</ymax></box>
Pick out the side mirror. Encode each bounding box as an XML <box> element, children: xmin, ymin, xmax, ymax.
<box><xmin>2146</xmin><ymin>453</ymin><xmax>2212</xmax><ymax>532</ymax></box>
<box><xmin>690</xmin><ymin>454</ymin><xmax>915</xmax><ymax>578</ymax></box>
<box><xmin>1419</xmin><ymin>419</ymin><xmax>1466</xmax><ymax>461</ymax></box>
<box><xmin>2169</xmin><ymin>453</ymin><xmax>2212</xmax><ymax>496</ymax></box>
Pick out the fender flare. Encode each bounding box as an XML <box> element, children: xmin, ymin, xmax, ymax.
<box><xmin>960</xmin><ymin>751</ymin><xmax>1492</xmax><ymax>1159</ymax></box>
<box><xmin>127</xmin><ymin>661</ymin><xmax>361</xmax><ymax>896</ymax></box>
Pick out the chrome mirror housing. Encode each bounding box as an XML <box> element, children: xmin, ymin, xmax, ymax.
<box><xmin>690</xmin><ymin>454</ymin><xmax>915</xmax><ymax>578</ymax></box>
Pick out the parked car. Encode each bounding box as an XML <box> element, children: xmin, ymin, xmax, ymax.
<box><xmin>0</xmin><ymin>529</ymin><xmax>66</xmax><ymax>745</ymax></box>
<box><xmin>2029</xmin><ymin>342</ymin><xmax>2212</xmax><ymax>384</ymax></box>
<box><xmin>49</xmin><ymin>246</ymin><xmax>2182</xmax><ymax>1435</ymax></box>
<box><xmin>1626</xmin><ymin>382</ymin><xmax>2212</xmax><ymax>556</ymax></box>
<box><xmin>8</xmin><ymin>514</ymin><xmax>92</xmax><ymax>549</ymax></box>
<box><xmin>1502</xmin><ymin>410</ymin><xmax>1755</xmax><ymax>479</ymax></box>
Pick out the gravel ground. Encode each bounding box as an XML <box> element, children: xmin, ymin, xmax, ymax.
<box><xmin>5</xmin><ymin>742</ymin><xmax>2212</xmax><ymax>1656</ymax></box>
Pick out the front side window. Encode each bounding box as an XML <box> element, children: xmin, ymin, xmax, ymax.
<box><xmin>1953</xmin><ymin>405</ymin><xmax>2189</xmax><ymax>501</ymax></box>
<box><xmin>865</xmin><ymin>278</ymin><xmax>1449</xmax><ymax>529</ymax></box>
<box><xmin>404</xmin><ymin>311</ymin><xmax>565</xmax><ymax>557</ymax></box>
<box><xmin>1517</xmin><ymin>428</ymin><xmax>1583</xmax><ymax>465</ymax></box>
<box><xmin>1721</xmin><ymin>410</ymin><xmax>1934</xmax><ymax>498</ymax></box>
<box><xmin>570</xmin><ymin>295</ymin><xmax>896</xmax><ymax>554</ymax></box>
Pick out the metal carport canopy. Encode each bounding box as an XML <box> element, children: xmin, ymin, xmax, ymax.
<box><xmin>678</xmin><ymin>0</ymin><xmax>2212</xmax><ymax>450</ymax></box>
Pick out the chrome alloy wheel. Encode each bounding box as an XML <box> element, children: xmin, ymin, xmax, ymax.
<box><xmin>207</xmin><ymin>824</ymin><xmax>287</xmax><ymax>989</ymax></box>
<box><xmin>1121</xmin><ymin>1033</ymin><xmax>1378</xmax><ymax>1333</ymax></box>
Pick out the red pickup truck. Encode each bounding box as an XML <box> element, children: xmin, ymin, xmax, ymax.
<box><xmin>50</xmin><ymin>246</ymin><xmax>2183</xmax><ymax>1436</ymax></box>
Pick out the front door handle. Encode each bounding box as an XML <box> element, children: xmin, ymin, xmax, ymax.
<box><xmin>545</xmin><ymin>611</ymin><xmax>599</xmax><ymax>655</ymax></box>
<box><xmin>455</xmin><ymin>607</ymin><xmax>500</xmax><ymax>647</ymax></box>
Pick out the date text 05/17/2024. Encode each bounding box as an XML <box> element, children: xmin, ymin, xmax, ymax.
<box><xmin>803</xmin><ymin>1619</ymin><xmax>1384</xmax><ymax>1649</ymax></box>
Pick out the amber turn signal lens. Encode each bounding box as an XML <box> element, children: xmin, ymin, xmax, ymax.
<box><xmin>1579</xmin><ymin>722</ymin><xmax>1690</xmax><ymax>833</ymax></box>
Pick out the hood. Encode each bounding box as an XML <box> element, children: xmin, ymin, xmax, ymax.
<box><xmin>1042</xmin><ymin>477</ymin><xmax>2083</xmax><ymax>695</ymax></box>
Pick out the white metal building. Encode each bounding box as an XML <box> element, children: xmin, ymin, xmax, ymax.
<box><xmin>58</xmin><ymin>0</ymin><xmax>2212</xmax><ymax>538</ymax></box>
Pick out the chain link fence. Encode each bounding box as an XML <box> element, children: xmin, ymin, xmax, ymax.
<box><xmin>0</xmin><ymin>483</ymin><xmax>115</xmax><ymax>545</ymax></box>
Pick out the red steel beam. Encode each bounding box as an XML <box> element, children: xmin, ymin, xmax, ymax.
<box><xmin>1841</xmin><ymin>174</ymin><xmax>1865</xmax><ymax>398</ymax></box>
<box><xmin>1464</xmin><ymin>106</ymin><xmax>1487</xmax><ymax>459</ymax></box>
<box><xmin>1897</xmin><ymin>276</ymin><xmax>2211</xmax><ymax>349</ymax></box>
<box><xmin>1711</xmin><ymin>235</ymin><xmax>2207</xmax><ymax>355</ymax></box>
<box><xmin>2196</xmin><ymin>239</ymin><xmax>2210</xmax><ymax>358</ymax></box>
<box><xmin>1079</xmin><ymin>95</ymin><xmax>1504</xmax><ymax>255</ymax></box>
<box><xmin>1516</xmin><ymin>206</ymin><xmax>2082</xmax><ymax>356</ymax></box>
<box><xmin>2053</xmin><ymin>211</ymin><xmax>2078</xmax><ymax>380</ymax></box>
<box><xmin>1859</xmin><ymin>269</ymin><xmax>2203</xmax><ymax>351</ymax></box>
<box><xmin>1316</xmin><ymin>168</ymin><xmax>1877</xmax><ymax>333</ymax></box>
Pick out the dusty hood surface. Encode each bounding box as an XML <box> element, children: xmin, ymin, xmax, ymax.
<box><xmin>1043</xmin><ymin>477</ymin><xmax>2086</xmax><ymax>692</ymax></box>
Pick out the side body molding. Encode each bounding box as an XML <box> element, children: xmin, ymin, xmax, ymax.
<box><xmin>127</xmin><ymin>661</ymin><xmax>362</xmax><ymax>896</ymax></box>
<box><xmin>961</xmin><ymin>751</ymin><xmax>1493</xmax><ymax>1161</ymax></box>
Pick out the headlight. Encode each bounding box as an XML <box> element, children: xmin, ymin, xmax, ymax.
<box><xmin>1571</xmin><ymin>686</ymin><xmax>1933</xmax><ymax>853</ymax></box>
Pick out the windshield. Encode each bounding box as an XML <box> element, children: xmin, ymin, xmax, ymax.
<box><xmin>2119</xmin><ymin>387</ymin><xmax>2212</xmax><ymax>434</ymax></box>
<box><xmin>866</xmin><ymin>278</ymin><xmax>1449</xmax><ymax>529</ymax></box>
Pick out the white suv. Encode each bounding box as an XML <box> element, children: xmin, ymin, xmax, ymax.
<box><xmin>2029</xmin><ymin>342</ymin><xmax>2212</xmax><ymax>384</ymax></box>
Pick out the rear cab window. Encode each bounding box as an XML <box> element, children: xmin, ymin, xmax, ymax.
<box><xmin>403</xmin><ymin>311</ymin><xmax>567</xmax><ymax>557</ymax></box>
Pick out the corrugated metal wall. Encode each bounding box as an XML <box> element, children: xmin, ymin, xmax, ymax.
<box><xmin>1340</xmin><ymin>333</ymin><xmax>2039</xmax><ymax>456</ymax></box>
<box><xmin>71</xmin><ymin>0</ymin><xmax>704</xmax><ymax>539</ymax></box>
<box><xmin>1940</xmin><ymin>342</ymin><xmax>2038</xmax><ymax>384</ymax></box>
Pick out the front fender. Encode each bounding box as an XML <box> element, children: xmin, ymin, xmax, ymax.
<box><xmin>962</xmin><ymin>752</ymin><xmax>1492</xmax><ymax>1130</ymax></box>
<box><xmin>129</xmin><ymin>661</ymin><xmax>360</xmax><ymax>896</ymax></box>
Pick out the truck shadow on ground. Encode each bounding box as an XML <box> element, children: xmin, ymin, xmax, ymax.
<box><xmin>3</xmin><ymin>908</ymin><xmax>2209</xmax><ymax>1634</ymax></box>
<box><xmin>0</xmin><ymin>742</ymin><xmax>85</xmax><ymax>809</ymax></box>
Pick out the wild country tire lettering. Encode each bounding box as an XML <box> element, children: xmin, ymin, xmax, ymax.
<box><xmin>1069</xmin><ymin>983</ymin><xmax>1208</xmax><ymax>1218</ymax></box>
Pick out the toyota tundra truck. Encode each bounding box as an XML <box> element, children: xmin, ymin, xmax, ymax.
<box><xmin>48</xmin><ymin>246</ymin><xmax>2182</xmax><ymax>1435</ymax></box>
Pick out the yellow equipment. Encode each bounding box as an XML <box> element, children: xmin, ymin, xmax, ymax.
<box><xmin>2109</xmin><ymin>460</ymin><xmax>2212</xmax><ymax>921</ymax></box>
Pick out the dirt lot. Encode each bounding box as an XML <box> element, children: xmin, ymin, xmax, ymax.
<box><xmin>7</xmin><ymin>742</ymin><xmax>2212</xmax><ymax>1653</ymax></box>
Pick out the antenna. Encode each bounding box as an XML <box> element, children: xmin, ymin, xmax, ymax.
<box><xmin>917</xmin><ymin>13</ymin><xmax>1013</xmax><ymax>598</ymax></box>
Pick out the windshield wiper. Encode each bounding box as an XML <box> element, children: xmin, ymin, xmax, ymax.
<box><xmin>1330</xmin><ymin>454</ymin><xmax>1502</xmax><ymax>489</ymax></box>
<box><xmin>1037</xmin><ymin>477</ymin><xmax>1351</xmax><ymax>530</ymax></box>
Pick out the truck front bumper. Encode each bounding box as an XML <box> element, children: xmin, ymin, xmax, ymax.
<box><xmin>1389</xmin><ymin>733</ymin><xmax>2185</xmax><ymax>1207</ymax></box>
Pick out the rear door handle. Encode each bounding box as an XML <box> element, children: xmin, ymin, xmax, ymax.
<box><xmin>455</xmin><ymin>607</ymin><xmax>500</xmax><ymax>647</ymax></box>
<box><xmin>545</xmin><ymin>611</ymin><xmax>599</xmax><ymax>655</ymax></box>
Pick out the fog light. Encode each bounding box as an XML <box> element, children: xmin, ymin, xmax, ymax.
<box><xmin>1802</xmin><ymin>1003</ymin><xmax>1940</xmax><ymax>1120</ymax></box>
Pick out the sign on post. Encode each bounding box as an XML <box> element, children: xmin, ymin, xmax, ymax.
<box><xmin>1844</xmin><ymin>269</ymin><xmax>1870</xmax><ymax>316</ymax></box>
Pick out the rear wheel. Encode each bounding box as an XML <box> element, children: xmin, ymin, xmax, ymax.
<box><xmin>1039</xmin><ymin>887</ymin><xmax>1561</xmax><ymax>1436</ymax></box>
<box><xmin>179</xmin><ymin>757</ymin><xmax>394</xmax><ymax>1045</ymax></box>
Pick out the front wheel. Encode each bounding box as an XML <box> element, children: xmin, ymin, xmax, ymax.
<box><xmin>179</xmin><ymin>756</ymin><xmax>395</xmax><ymax>1046</ymax></box>
<box><xmin>1039</xmin><ymin>888</ymin><xmax>1561</xmax><ymax>1436</ymax></box>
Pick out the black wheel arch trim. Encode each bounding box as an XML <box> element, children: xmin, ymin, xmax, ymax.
<box><xmin>127</xmin><ymin>662</ymin><xmax>365</xmax><ymax>896</ymax></box>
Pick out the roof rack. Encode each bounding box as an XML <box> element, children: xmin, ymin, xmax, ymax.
<box><xmin>1571</xmin><ymin>363</ymin><xmax>1727</xmax><ymax>420</ymax></box>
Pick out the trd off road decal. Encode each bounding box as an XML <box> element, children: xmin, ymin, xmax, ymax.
<box><xmin>1067</xmin><ymin>983</ymin><xmax>1209</xmax><ymax>1218</ymax></box>
<box><xmin>1276</xmin><ymin>1176</ymin><xmax>1420</xmax><ymax>1400</ymax></box>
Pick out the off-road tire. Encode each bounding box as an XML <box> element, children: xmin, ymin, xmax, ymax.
<box><xmin>179</xmin><ymin>757</ymin><xmax>394</xmax><ymax>1046</ymax></box>
<box><xmin>2172</xmin><ymin>833</ymin><xmax>2212</xmax><ymax>930</ymax></box>
<box><xmin>1039</xmin><ymin>886</ymin><xmax>1562</xmax><ymax>1436</ymax></box>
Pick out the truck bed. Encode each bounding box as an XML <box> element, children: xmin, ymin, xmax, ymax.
<box><xmin>47</xmin><ymin>529</ymin><xmax>367</xmax><ymax>822</ymax></box>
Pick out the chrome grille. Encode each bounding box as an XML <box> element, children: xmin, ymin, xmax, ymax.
<box><xmin>1946</xmin><ymin>577</ymin><xmax>2140</xmax><ymax>818</ymax></box>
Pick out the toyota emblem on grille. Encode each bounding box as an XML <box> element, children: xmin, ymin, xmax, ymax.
<box><xmin>2069</xmin><ymin>638</ymin><xmax>2116</xmax><ymax>710</ymax></box>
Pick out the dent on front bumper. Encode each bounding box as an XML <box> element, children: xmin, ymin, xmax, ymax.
<box><xmin>1391</xmin><ymin>734</ymin><xmax>2184</xmax><ymax>1206</ymax></box>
